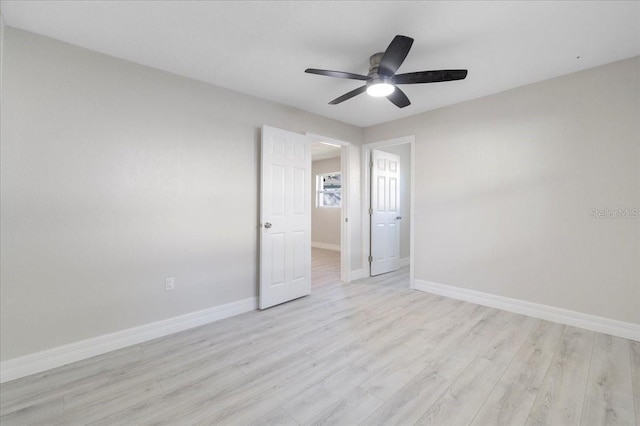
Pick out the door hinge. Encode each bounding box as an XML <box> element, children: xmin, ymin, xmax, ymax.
<box><xmin>369</xmin><ymin>160</ymin><xmax>373</xmax><ymax>169</ymax></box>
<box><xmin>345</xmin><ymin>217</ymin><xmax>348</xmax><ymax>223</ymax></box>
<box><xmin>368</xmin><ymin>255</ymin><xmax>373</xmax><ymax>263</ymax></box>
<box><xmin>369</xmin><ymin>208</ymin><xmax>373</xmax><ymax>215</ymax></box>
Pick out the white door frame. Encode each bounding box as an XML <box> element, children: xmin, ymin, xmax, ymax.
<box><xmin>306</xmin><ymin>133</ymin><xmax>352</xmax><ymax>282</ymax></box>
<box><xmin>361</xmin><ymin>135</ymin><xmax>415</xmax><ymax>288</ymax></box>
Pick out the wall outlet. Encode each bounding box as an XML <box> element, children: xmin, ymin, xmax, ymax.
<box><xmin>165</xmin><ymin>276</ymin><xmax>175</xmax><ymax>291</ymax></box>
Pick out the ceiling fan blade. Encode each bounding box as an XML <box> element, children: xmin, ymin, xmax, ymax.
<box><xmin>393</xmin><ymin>70</ymin><xmax>468</xmax><ymax>85</ymax></box>
<box><xmin>305</xmin><ymin>68</ymin><xmax>370</xmax><ymax>81</ymax></box>
<box><xmin>329</xmin><ymin>85</ymin><xmax>367</xmax><ymax>105</ymax></box>
<box><xmin>387</xmin><ymin>87</ymin><xmax>411</xmax><ymax>108</ymax></box>
<box><xmin>378</xmin><ymin>35</ymin><xmax>414</xmax><ymax>77</ymax></box>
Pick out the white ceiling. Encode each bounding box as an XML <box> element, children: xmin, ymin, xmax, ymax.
<box><xmin>1</xmin><ymin>1</ymin><xmax>639</xmax><ymax>128</ymax></box>
<box><xmin>312</xmin><ymin>141</ymin><xmax>341</xmax><ymax>161</ymax></box>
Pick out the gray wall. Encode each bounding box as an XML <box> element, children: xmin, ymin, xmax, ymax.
<box><xmin>365</xmin><ymin>57</ymin><xmax>640</xmax><ymax>325</ymax></box>
<box><xmin>0</xmin><ymin>28</ymin><xmax>363</xmax><ymax>361</ymax></box>
<box><xmin>2</xmin><ymin>25</ymin><xmax>638</xmax><ymax>364</ymax></box>
<box><xmin>311</xmin><ymin>157</ymin><xmax>341</xmax><ymax>247</ymax></box>
<box><xmin>378</xmin><ymin>144</ymin><xmax>411</xmax><ymax>261</ymax></box>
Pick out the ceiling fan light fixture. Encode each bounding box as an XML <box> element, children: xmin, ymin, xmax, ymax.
<box><xmin>367</xmin><ymin>82</ymin><xmax>395</xmax><ymax>97</ymax></box>
<box><xmin>306</xmin><ymin>35</ymin><xmax>467</xmax><ymax>108</ymax></box>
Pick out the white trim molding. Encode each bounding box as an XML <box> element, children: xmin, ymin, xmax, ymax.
<box><xmin>414</xmin><ymin>280</ymin><xmax>640</xmax><ymax>342</ymax></box>
<box><xmin>0</xmin><ymin>297</ymin><xmax>257</xmax><ymax>383</ymax></box>
<box><xmin>399</xmin><ymin>257</ymin><xmax>410</xmax><ymax>268</ymax></box>
<box><xmin>311</xmin><ymin>241</ymin><xmax>341</xmax><ymax>252</ymax></box>
<box><xmin>350</xmin><ymin>269</ymin><xmax>364</xmax><ymax>281</ymax></box>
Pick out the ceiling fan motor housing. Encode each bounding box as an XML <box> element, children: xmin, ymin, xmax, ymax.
<box><xmin>367</xmin><ymin>52</ymin><xmax>392</xmax><ymax>88</ymax></box>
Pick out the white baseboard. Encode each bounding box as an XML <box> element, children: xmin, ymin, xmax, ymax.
<box><xmin>0</xmin><ymin>297</ymin><xmax>257</xmax><ymax>383</ymax></box>
<box><xmin>399</xmin><ymin>257</ymin><xmax>410</xmax><ymax>267</ymax></box>
<box><xmin>312</xmin><ymin>241</ymin><xmax>341</xmax><ymax>251</ymax></box>
<box><xmin>350</xmin><ymin>269</ymin><xmax>364</xmax><ymax>280</ymax></box>
<box><xmin>414</xmin><ymin>280</ymin><xmax>639</xmax><ymax>342</ymax></box>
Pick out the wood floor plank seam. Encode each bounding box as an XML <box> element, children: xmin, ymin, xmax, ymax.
<box><xmin>357</xmin><ymin>309</ymin><xmax>514</xmax><ymax>425</ymax></box>
<box><xmin>471</xmin><ymin>321</ymin><xmax>566</xmax><ymax>426</ymax></box>
<box><xmin>522</xmin><ymin>325</ymin><xmax>565</xmax><ymax>426</ymax></box>
<box><xmin>413</xmin><ymin>316</ymin><xmax>539</xmax><ymax>425</ymax></box>
<box><xmin>578</xmin><ymin>326</ymin><xmax>597</xmax><ymax>425</ymax></box>
<box><xmin>525</xmin><ymin>327</ymin><xmax>595</xmax><ymax>426</ymax></box>
<box><xmin>466</xmin><ymin>319</ymin><xmax>544</xmax><ymax>426</ymax></box>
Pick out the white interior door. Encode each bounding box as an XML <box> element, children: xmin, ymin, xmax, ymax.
<box><xmin>370</xmin><ymin>149</ymin><xmax>401</xmax><ymax>276</ymax></box>
<box><xmin>260</xmin><ymin>125</ymin><xmax>312</xmax><ymax>309</ymax></box>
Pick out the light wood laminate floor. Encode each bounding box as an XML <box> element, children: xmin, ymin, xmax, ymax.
<box><xmin>1</xmin><ymin>248</ymin><xmax>639</xmax><ymax>425</ymax></box>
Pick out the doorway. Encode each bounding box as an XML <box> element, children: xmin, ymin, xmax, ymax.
<box><xmin>307</xmin><ymin>133</ymin><xmax>351</xmax><ymax>284</ymax></box>
<box><xmin>362</xmin><ymin>136</ymin><xmax>415</xmax><ymax>288</ymax></box>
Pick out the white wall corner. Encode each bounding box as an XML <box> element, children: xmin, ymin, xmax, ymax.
<box><xmin>414</xmin><ymin>279</ymin><xmax>640</xmax><ymax>342</ymax></box>
<box><xmin>0</xmin><ymin>297</ymin><xmax>257</xmax><ymax>383</ymax></box>
<box><xmin>311</xmin><ymin>241</ymin><xmax>341</xmax><ymax>252</ymax></box>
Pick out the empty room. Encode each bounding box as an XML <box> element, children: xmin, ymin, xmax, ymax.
<box><xmin>1</xmin><ymin>1</ymin><xmax>639</xmax><ymax>425</ymax></box>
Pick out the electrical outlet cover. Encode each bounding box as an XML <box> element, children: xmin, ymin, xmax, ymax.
<box><xmin>165</xmin><ymin>277</ymin><xmax>175</xmax><ymax>291</ymax></box>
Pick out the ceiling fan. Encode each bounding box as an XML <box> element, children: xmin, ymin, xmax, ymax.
<box><xmin>305</xmin><ymin>35</ymin><xmax>468</xmax><ymax>108</ymax></box>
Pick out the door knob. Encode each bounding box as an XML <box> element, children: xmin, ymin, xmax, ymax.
<box><xmin>264</xmin><ymin>222</ymin><xmax>272</xmax><ymax>229</ymax></box>
<box><xmin>396</xmin><ymin>216</ymin><xmax>403</xmax><ymax>220</ymax></box>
